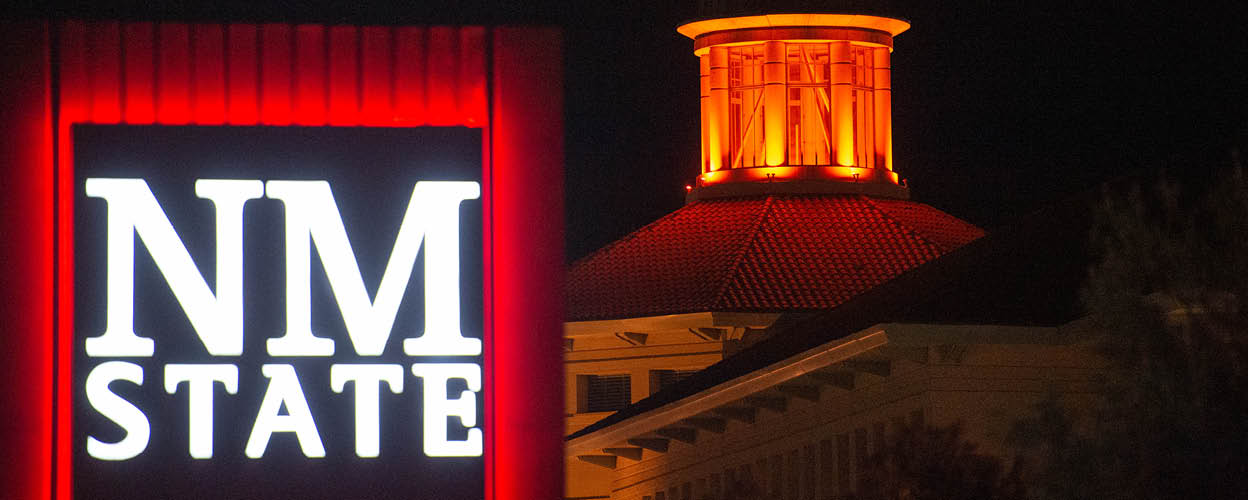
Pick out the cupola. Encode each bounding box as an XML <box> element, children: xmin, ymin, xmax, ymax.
<box><xmin>679</xmin><ymin>13</ymin><xmax>911</xmax><ymax>201</ymax></box>
<box><xmin>564</xmin><ymin>10</ymin><xmax>983</xmax><ymax>324</ymax></box>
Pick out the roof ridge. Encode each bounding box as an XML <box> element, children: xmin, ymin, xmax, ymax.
<box><xmin>859</xmin><ymin>195</ymin><xmax>951</xmax><ymax>254</ymax></box>
<box><xmin>710</xmin><ymin>195</ymin><xmax>775</xmax><ymax>309</ymax></box>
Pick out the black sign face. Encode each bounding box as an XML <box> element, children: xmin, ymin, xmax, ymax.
<box><xmin>73</xmin><ymin>125</ymin><xmax>484</xmax><ymax>500</ymax></box>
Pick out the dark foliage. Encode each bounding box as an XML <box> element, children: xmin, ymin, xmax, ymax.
<box><xmin>1012</xmin><ymin>160</ymin><xmax>1248</xmax><ymax>499</ymax></box>
<box><xmin>856</xmin><ymin>422</ymin><xmax>1025</xmax><ymax>500</ymax></box>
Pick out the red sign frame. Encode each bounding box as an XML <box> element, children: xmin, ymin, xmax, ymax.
<box><xmin>0</xmin><ymin>20</ymin><xmax>563</xmax><ymax>500</ymax></box>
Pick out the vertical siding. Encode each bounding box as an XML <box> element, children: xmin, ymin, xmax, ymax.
<box><xmin>191</xmin><ymin>24</ymin><xmax>227</xmax><ymax>124</ymax></box>
<box><xmin>293</xmin><ymin>24</ymin><xmax>327</xmax><ymax>125</ymax></box>
<box><xmin>87</xmin><ymin>22</ymin><xmax>122</xmax><ymax>123</ymax></box>
<box><xmin>59</xmin><ymin>21</ymin><xmax>484</xmax><ymax>127</ymax></box>
<box><xmin>393</xmin><ymin>26</ymin><xmax>428</xmax><ymax>125</ymax></box>
<box><xmin>259</xmin><ymin>23</ymin><xmax>294</xmax><ymax>125</ymax></box>
<box><xmin>156</xmin><ymin>23</ymin><xmax>191</xmax><ymax>123</ymax></box>
<box><xmin>225</xmin><ymin>24</ymin><xmax>259</xmax><ymax>124</ymax></box>
<box><xmin>361</xmin><ymin>26</ymin><xmax>393</xmax><ymax>126</ymax></box>
<box><xmin>122</xmin><ymin>22</ymin><xmax>156</xmax><ymax>123</ymax></box>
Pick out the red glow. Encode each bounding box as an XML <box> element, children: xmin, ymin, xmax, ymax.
<box><xmin>0</xmin><ymin>20</ymin><xmax>562</xmax><ymax>500</ymax></box>
<box><xmin>0</xmin><ymin>20</ymin><xmax>54</xmax><ymax>500</ymax></box>
<box><xmin>488</xmin><ymin>27</ymin><xmax>565</xmax><ymax>500</ymax></box>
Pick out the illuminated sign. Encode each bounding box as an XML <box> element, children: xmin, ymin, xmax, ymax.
<box><xmin>0</xmin><ymin>22</ymin><xmax>562</xmax><ymax>500</ymax></box>
<box><xmin>74</xmin><ymin>125</ymin><xmax>485</xmax><ymax>499</ymax></box>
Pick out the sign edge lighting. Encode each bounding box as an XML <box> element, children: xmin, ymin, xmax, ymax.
<box><xmin>0</xmin><ymin>20</ymin><xmax>564</xmax><ymax>500</ymax></box>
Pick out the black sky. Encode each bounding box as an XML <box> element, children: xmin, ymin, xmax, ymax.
<box><xmin>35</xmin><ymin>1</ymin><xmax>1248</xmax><ymax>261</ymax></box>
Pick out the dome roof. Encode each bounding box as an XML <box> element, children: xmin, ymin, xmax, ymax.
<box><xmin>567</xmin><ymin>194</ymin><xmax>984</xmax><ymax>321</ymax></box>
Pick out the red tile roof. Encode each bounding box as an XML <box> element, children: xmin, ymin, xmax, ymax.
<box><xmin>567</xmin><ymin>194</ymin><xmax>985</xmax><ymax>321</ymax></box>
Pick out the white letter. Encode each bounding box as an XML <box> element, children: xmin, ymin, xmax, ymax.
<box><xmin>410</xmin><ymin>363</ymin><xmax>482</xmax><ymax>457</ymax></box>
<box><xmin>330</xmin><ymin>364</ymin><xmax>404</xmax><ymax>458</ymax></box>
<box><xmin>245</xmin><ymin>364</ymin><xmax>325</xmax><ymax>458</ymax></box>
<box><xmin>164</xmin><ymin>364</ymin><xmax>239</xmax><ymax>459</ymax></box>
<box><xmin>86</xmin><ymin>361</ymin><xmax>150</xmax><ymax>460</ymax></box>
<box><xmin>84</xmin><ymin>178</ymin><xmax>263</xmax><ymax>357</ymax></box>
<box><xmin>264</xmin><ymin>181</ymin><xmax>481</xmax><ymax>357</ymax></box>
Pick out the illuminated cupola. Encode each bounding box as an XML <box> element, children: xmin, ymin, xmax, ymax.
<box><xmin>680</xmin><ymin>14</ymin><xmax>911</xmax><ymax>201</ymax></box>
<box><xmin>565</xmin><ymin>11</ymin><xmax>983</xmax><ymax>325</ymax></box>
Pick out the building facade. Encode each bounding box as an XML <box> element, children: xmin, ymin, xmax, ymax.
<box><xmin>563</xmin><ymin>11</ymin><xmax>1102</xmax><ymax>500</ymax></box>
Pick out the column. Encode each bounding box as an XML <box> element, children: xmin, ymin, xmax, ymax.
<box><xmin>830</xmin><ymin>41</ymin><xmax>855</xmax><ymax>167</ymax></box>
<box><xmin>763</xmin><ymin>41</ymin><xmax>786</xmax><ymax>166</ymax></box>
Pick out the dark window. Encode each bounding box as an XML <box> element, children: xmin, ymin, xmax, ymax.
<box><xmin>873</xmin><ymin>421</ymin><xmax>886</xmax><ymax>455</ymax></box>
<box><xmin>854</xmin><ymin>428</ymin><xmax>868</xmax><ymax>492</ymax></box>
<box><xmin>820</xmin><ymin>439</ymin><xmax>834</xmax><ymax>497</ymax></box>
<box><xmin>756</xmin><ymin>458</ymin><xmax>767</xmax><ymax>494</ymax></box>
<box><xmin>651</xmin><ymin>369</ymin><xmax>698</xmax><ymax>394</ymax></box>
<box><xmin>805</xmin><ymin>444</ymin><xmax>817</xmax><ymax>500</ymax></box>
<box><xmin>771</xmin><ymin>454</ymin><xmax>782</xmax><ymax>498</ymax></box>
<box><xmin>786</xmin><ymin>450</ymin><xmax>798</xmax><ymax>500</ymax></box>
<box><xmin>584</xmin><ymin>374</ymin><xmax>631</xmax><ymax>413</ymax></box>
<box><xmin>837</xmin><ymin>434</ymin><xmax>850</xmax><ymax>493</ymax></box>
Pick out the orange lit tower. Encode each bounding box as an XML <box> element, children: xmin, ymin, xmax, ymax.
<box><xmin>566</xmin><ymin>11</ymin><xmax>982</xmax><ymax>325</ymax></box>
<box><xmin>681</xmin><ymin>14</ymin><xmax>910</xmax><ymax>200</ymax></box>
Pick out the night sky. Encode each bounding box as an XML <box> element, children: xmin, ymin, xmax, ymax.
<box><xmin>35</xmin><ymin>1</ymin><xmax>1248</xmax><ymax>261</ymax></box>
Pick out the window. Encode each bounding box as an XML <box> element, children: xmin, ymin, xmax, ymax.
<box><xmin>650</xmin><ymin>369</ymin><xmax>697</xmax><ymax>395</ymax></box>
<box><xmin>728</xmin><ymin>44</ymin><xmax>766</xmax><ymax>168</ymax></box>
<box><xmin>820</xmin><ymin>439</ymin><xmax>834</xmax><ymax>497</ymax></box>
<box><xmin>854</xmin><ymin>428</ymin><xmax>868</xmax><ymax>491</ymax></box>
<box><xmin>756</xmin><ymin>458</ymin><xmax>767</xmax><ymax>494</ymax></box>
<box><xmin>837</xmin><ymin>434</ymin><xmax>850</xmax><ymax>493</ymax></box>
<box><xmin>579</xmin><ymin>374</ymin><xmax>631</xmax><ymax>413</ymax></box>
<box><xmin>785</xmin><ymin>43</ymin><xmax>831</xmax><ymax>166</ymax></box>
<box><xmin>804</xmin><ymin>444</ymin><xmax>817</xmax><ymax>500</ymax></box>
<box><xmin>873</xmin><ymin>421</ymin><xmax>887</xmax><ymax>455</ymax></box>
<box><xmin>786</xmin><ymin>450</ymin><xmax>798</xmax><ymax>500</ymax></box>
<box><xmin>770</xmin><ymin>454</ymin><xmax>782</xmax><ymax>498</ymax></box>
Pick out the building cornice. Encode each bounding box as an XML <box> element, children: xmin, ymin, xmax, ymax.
<box><xmin>565</xmin><ymin>322</ymin><xmax>1068</xmax><ymax>456</ymax></box>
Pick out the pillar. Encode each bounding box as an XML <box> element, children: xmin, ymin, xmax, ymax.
<box><xmin>763</xmin><ymin>41</ymin><xmax>786</xmax><ymax>166</ymax></box>
<box><xmin>830</xmin><ymin>41</ymin><xmax>855</xmax><ymax>167</ymax></box>
<box><xmin>708</xmin><ymin>46</ymin><xmax>729</xmax><ymax>172</ymax></box>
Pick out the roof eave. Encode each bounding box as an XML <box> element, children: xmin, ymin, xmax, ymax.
<box><xmin>565</xmin><ymin>322</ymin><xmax>1071</xmax><ymax>455</ymax></box>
